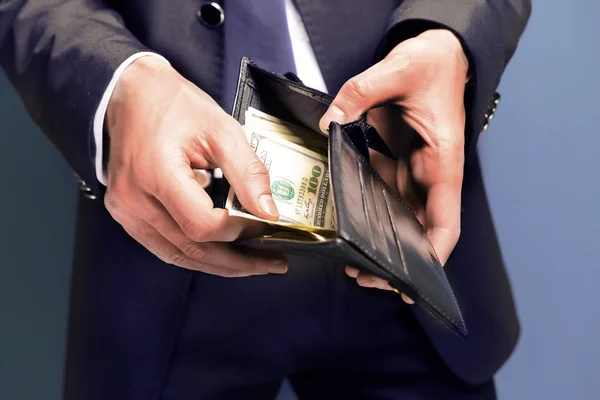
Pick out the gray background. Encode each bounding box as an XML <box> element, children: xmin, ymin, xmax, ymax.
<box><xmin>1</xmin><ymin>1</ymin><xmax>598</xmax><ymax>398</ymax></box>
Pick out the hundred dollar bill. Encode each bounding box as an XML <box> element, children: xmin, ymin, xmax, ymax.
<box><xmin>246</xmin><ymin>107</ymin><xmax>311</xmax><ymax>133</ymax></box>
<box><xmin>226</xmin><ymin>128</ymin><xmax>336</xmax><ymax>232</ymax></box>
<box><xmin>245</xmin><ymin>108</ymin><xmax>328</xmax><ymax>155</ymax></box>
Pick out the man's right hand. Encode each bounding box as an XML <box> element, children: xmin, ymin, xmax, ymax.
<box><xmin>104</xmin><ymin>56</ymin><xmax>288</xmax><ymax>277</ymax></box>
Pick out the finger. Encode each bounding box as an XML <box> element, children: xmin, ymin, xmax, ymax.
<box><xmin>366</xmin><ymin>107</ymin><xmax>391</xmax><ymax>140</ymax></box>
<box><xmin>366</xmin><ymin>108</ymin><xmax>426</xmax><ymax>225</ymax></box>
<box><xmin>138</xmin><ymin>197</ymin><xmax>287</xmax><ymax>273</ymax></box>
<box><xmin>401</xmin><ymin>293</ymin><xmax>415</xmax><ymax>305</ymax></box>
<box><xmin>345</xmin><ymin>266</ymin><xmax>360</xmax><ymax>278</ymax></box>
<box><xmin>366</xmin><ymin>106</ymin><xmax>415</xmax><ymax>159</ymax></box>
<box><xmin>368</xmin><ymin>147</ymin><xmax>426</xmax><ymax>227</ymax></box>
<box><xmin>205</xmin><ymin>113</ymin><xmax>279</xmax><ymax>221</ymax></box>
<box><xmin>118</xmin><ymin>215</ymin><xmax>263</xmax><ymax>276</ymax></box>
<box><xmin>186</xmin><ymin>242</ymin><xmax>289</xmax><ymax>275</ymax></box>
<box><xmin>347</xmin><ymin>266</ymin><xmax>413</xmax><ymax>304</ymax></box>
<box><xmin>411</xmin><ymin>144</ymin><xmax>464</xmax><ymax>266</ymax></box>
<box><xmin>319</xmin><ymin>59</ymin><xmax>409</xmax><ymax>132</ymax></box>
<box><xmin>355</xmin><ymin>272</ymin><xmax>395</xmax><ymax>291</ymax></box>
<box><xmin>123</xmin><ymin>212</ymin><xmax>286</xmax><ymax>276</ymax></box>
<box><xmin>155</xmin><ymin>158</ymin><xmax>249</xmax><ymax>243</ymax></box>
<box><xmin>368</xmin><ymin>148</ymin><xmax>396</xmax><ymax>189</ymax></box>
<box><xmin>395</xmin><ymin>160</ymin><xmax>427</xmax><ymax>226</ymax></box>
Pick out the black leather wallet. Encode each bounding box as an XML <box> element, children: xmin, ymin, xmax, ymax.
<box><xmin>225</xmin><ymin>58</ymin><xmax>467</xmax><ymax>338</ymax></box>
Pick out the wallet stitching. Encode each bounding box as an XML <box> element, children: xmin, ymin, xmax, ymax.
<box><xmin>345</xmin><ymin>226</ymin><xmax>460</xmax><ymax>329</ymax></box>
<box><xmin>338</xmin><ymin>130</ymin><xmax>465</xmax><ymax>331</ymax></box>
<box><xmin>244</xmin><ymin>83</ymin><xmax>258</xmax><ymax>119</ymax></box>
<box><xmin>233</xmin><ymin>61</ymin><xmax>250</xmax><ymax>121</ymax></box>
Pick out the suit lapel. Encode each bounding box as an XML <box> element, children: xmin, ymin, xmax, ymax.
<box><xmin>293</xmin><ymin>0</ymin><xmax>400</xmax><ymax>94</ymax></box>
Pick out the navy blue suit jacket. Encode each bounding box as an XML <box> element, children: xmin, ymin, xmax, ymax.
<box><xmin>0</xmin><ymin>0</ymin><xmax>531</xmax><ymax>397</ymax></box>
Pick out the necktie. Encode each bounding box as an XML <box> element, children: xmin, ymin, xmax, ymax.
<box><xmin>221</xmin><ymin>0</ymin><xmax>297</xmax><ymax>113</ymax></box>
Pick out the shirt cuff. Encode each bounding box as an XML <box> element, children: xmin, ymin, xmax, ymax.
<box><xmin>92</xmin><ymin>52</ymin><xmax>170</xmax><ymax>186</ymax></box>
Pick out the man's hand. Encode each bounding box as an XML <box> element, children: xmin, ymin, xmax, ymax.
<box><xmin>104</xmin><ymin>56</ymin><xmax>288</xmax><ymax>277</ymax></box>
<box><xmin>320</xmin><ymin>30</ymin><xmax>469</xmax><ymax>300</ymax></box>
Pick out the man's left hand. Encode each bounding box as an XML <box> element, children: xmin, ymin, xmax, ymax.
<box><xmin>319</xmin><ymin>29</ymin><xmax>469</xmax><ymax>303</ymax></box>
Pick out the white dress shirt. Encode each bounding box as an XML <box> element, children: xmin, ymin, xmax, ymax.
<box><xmin>93</xmin><ymin>0</ymin><xmax>327</xmax><ymax>185</ymax></box>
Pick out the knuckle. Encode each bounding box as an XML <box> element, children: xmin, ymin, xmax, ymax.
<box><xmin>181</xmin><ymin>219</ymin><xmax>213</xmax><ymax>242</ymax></box>
<box><xmin>166</xmin><ymin>251</ymin><xmax>188</xmax><ymax>266</ymax></box>
<box><xmin>103</xmin><ymin>192</ymin><xmax>119</xmax><ymax>215</ymax></box>
<box><xmin>244</xmin><ymin>159</ymin><xmax>270</xmax><ymax>185</ymax></box>
<box><xmin>183</xmin><ymin>243</ymin><xmax>211</xmax><ymax>262</ymax></box>
<box><xmin>222</xmin><ymin>118</ymin><xmax>243</xmax><ymax>136</ymax></box>
<box><xmin>105</xmin><ymin>179</ymin><xmax>137</xmax><ymax>214</ymax></box>
<box><xmin>201</xmin><ymin>118</ymin><xmax>221</xmax><ymax>141</ymax></box>
<box><xmin>423</xmin><ymin>133</ymin><xmax>464</xmax><ymax>158</ymax></box>
<box><xmin>361</xmin><ymin>278</ymin><xmax>375</xmax><ymax>287</ymax></box>
<box><xmin>189</xmin><ymin>132</ymin><xmax>212</xmax><ymax>156</ymax></box>
<box><xmin>428</xmin><ymin>135</ymin><xmax>450</xmax><ymax>151</ymax></box>
<box><xmin>104</xmin><ymin>181</ymin><xmax>126</xmax><ymax>212</ymax></box>
<box><xmin>357</xmin><ymin>274</ymin><xmax>376</xmax><ymax>287</ymax></box>
<box><xmin>343</xmin><ymin>77</ymin><xmax>371</xmax><ymax>104</ymax></box>
<box><xmin>204</xmin><ymin>116</ymin><xmax>238</xmax><ymax>143</ymax></box>
<box><xmin>143</xmin><ymin>208</ymin><xmax>162</xmax><ymax>226</ymax></box>
<box><xmin>239</xmin><ymin>261</ymin><xmax>261</xmax><ymax>276</ymax></box>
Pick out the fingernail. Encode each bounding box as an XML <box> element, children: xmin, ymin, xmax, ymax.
<box><xmin>259</xmin><ymin>194</ymin><xmax>279</xmax><ymax>219</ymax></box>
<box><xmin>401</xmin><ymin>293</ymin><xmax>415</xmax><ymax>305</ymax></box>
<box><xmin>268</xmin><ymin>260</ymin><xmax>288</xmax><ymax>274</ymax></box>
<box><xmin>345</xmin><ymin>266</ymin><xmax>360</xmax><ymax>277</ymax></box>
<box><xmin>319</xmin><ymin>105</ymin><xmax>346</xmax><ymax>132</ymax></box>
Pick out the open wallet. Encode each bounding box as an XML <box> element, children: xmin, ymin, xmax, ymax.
<box><xmin>223</xmin><ymin>58</ymin><xmax>467</xmax><ymax>339</ymax></box>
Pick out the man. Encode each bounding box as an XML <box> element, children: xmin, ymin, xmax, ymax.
<box><xmin>0</xmin><ymin>0</ymin><xmax>531</xmax><ymax>398</ymax></box>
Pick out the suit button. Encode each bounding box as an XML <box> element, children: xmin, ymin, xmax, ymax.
<box><xmin>198</xmin><ymin>2</ymin><xmax>224</xmax><ymax>28</ymax></box>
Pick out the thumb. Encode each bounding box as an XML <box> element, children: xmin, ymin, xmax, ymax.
<box><xmin>319</xmin><ymin>61</ymin><xmax>407</xmax><ymax>133</ymax></box>
<box><xmin>207</xmin><ymin>116</ymin><xmax>279</xmax><ymax>221</ymax></box>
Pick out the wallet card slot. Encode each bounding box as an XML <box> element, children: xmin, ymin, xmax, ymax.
<box><xmin>369</xmin><ymin>173</ymin><xmax>392</xmax><ymax>264</ymax></box>
<box><xmin>382</xmin><ymin>189</ymin><xmax>410</xmax><ymax>278</ymax></box>
<box><xmin>357</xmin><ymin>162</ymin><xmax>376</xmax><ymax>251</ymax></box>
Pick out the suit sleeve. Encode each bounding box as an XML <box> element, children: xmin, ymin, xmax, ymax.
<box><xmin>375</xmin><ymin>0</ymin><xmax>532</xmax><ymax>158</ymax></box>
<box><xmin>0</xmin><ymin>0</ymin><xmax>149</xmax><ymax>195</ymax></box>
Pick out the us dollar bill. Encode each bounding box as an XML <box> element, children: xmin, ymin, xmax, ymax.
<box><xmin>245</xmin><ymin>107</ymin><xmax>328</xmax><ymax>155</ymax></box>
<box><xmin>225</xmin><ymin>124</ymin><xmax>336</xmax><ymax>232</ymax></box>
